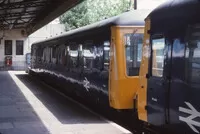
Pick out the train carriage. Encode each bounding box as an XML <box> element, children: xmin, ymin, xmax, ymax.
<box><xmin>29</xmin><ymin>10</ymin><xmax>151</xmax><ymax>111</ymax></box>
<box><xmin>138</xmin><ymin>0</ymin><xmax>200</xmax><ymax>133</ymax></box>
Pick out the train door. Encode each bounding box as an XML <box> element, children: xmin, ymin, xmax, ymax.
<box><xmin>147</xmin><ymin>35</ymin><xmax>172</xmax><ymax>126</ymax></box>
<box><xmin>168</xmin><ymin>25</ymin><xmax>200</xmax><ymax>134</ymax></box>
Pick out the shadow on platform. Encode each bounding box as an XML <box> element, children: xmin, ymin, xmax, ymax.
<box><xmin>15</xmin><ymin>72</ymin><xmax>105</xmax><ymax>125</ymax></box>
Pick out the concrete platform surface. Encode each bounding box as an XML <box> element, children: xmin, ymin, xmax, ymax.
<box><xmin>0</xmin><ymin>71</ymin><xmax>131</xmax><ymax>134</ymax></box>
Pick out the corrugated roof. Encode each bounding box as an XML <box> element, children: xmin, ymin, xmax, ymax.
<box><xmin>0</xmin><ymin>0</ymin><xmax>81</xmax><ymax>35</ymax></box>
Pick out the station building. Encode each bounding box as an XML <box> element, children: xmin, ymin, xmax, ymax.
<box><xmin>0</xmin><ymin>21</ymin><xmax>65</xmax><ymax>70</ymax></box>
<box><xmin>0</xmin><ymin>29</ymin><xmax>28</xmax><ymax>70</ymax></box>
<box><xmin>0</xmin><ymin>0</ymin><xmax>80</xmax><ymax>71</ymax></box>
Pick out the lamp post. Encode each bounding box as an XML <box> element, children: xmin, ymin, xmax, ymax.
<box><xmin>134</xmin><ymin>0</ymin><xmax>137</xmax><ymax>10</ymax></box>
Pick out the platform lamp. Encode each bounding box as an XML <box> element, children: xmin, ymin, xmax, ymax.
<box><xmin>134</xmin><ymin>0</ymin><xmax>137</xmax><ymax>10</ymax></box>
<box><xmin>129</xmin><ymin>0</ymin><xmax>137</xmax><ymax>10</ymax></box>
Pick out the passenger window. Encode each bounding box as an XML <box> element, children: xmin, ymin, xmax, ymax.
<box><xmin>65</xmin><ymin>46</ymin><xmax>70</xmax><ymax>67</ymax></box>
<box><xmin>52</xmin><ymin>46</ymin><xmax>57</xmax><ymax>58</ymax></box>
<box><xmin>69</xmin><ymin>46</ymin><xmax>78</xmax><ymax>68</ymax></box>
<box><xmin>49</xmin><ymin>47</ymin><xmax>52</xmax><ymax>63</ymax></box>
<box><xmin>186</xmin><ymin>24</ymin><xmax>200</xmax><ymax>87</ymax></box>
<box><xmin>151</xmin><ymin>38</ymin><xmax>165</xmax><ymax>77</ymax></box>
<box><xmin>46</xmin><ymin>47</ymin><xmax>51</xmax><ymax>63</ymax></box>
<box><xmin>61</xmin><ymin>46</ymin><xmax>65</xmax><ymax>65</ymax></box>
<box><xmin>95</xmin><ymin>46</ymin><xmax>103</xmax><ymax>70</ymax></box>
<box><xmin>56</xmin><ymin>46</ymin><xmax>64</xmax><ymax>65</ymax></box>
<box><xmin>36</xmin><ymin>47</ymin><xmax>43</xmax><ymax>63</ymax></box>
<box><xmin>82</xmin><ymin>45</ymin><xmax>95</xmax><ymax>69</ymax></box>
<box><xmin>124</xmin><ymin>33</ymin><xmax>143</xmax><ymax>76</ymax></box>
<box><xmin>103</xmin><ymin>41</ymin><xmax>110</xmax><ymax>70</ymax></box>
<box><xmin>81</xmin><ymin>41</ymin><xmax>109</xmax><ymax>71</ymax></box>
<box><xmin>31</xmin><ymin>48</ymin><xmax>35</xmax><ymax>56</ymax></box>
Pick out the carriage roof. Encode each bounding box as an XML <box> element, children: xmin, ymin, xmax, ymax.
<box><xmin>32</xmin><ymin>9</ymin><xmax>151</xmax><ymax>47</ymax></box>
<box><xmin>148</xmin><ymin>0</ymin><xmax>200</xmax><ymax>32</ymax></box>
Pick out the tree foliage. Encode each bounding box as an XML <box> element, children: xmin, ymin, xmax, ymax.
<box><xmin>60</xmin><ymin>0</ymin><xmax>131</xmax><ymax>31</ymax></box>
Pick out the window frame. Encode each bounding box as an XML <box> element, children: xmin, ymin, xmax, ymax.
<box><xmin>5</xmin><ymin>40</ymin><xmax>13</xmax><ymax>55</ymax></box>
<box><xmin>150</xmin><ymin>34</ymin><xmax>165</xmax><ymax>77</ymax></box>
<box><xmin>124</xmin><ymin>32</ymin><xmax>144</xmax><ymax>77</ymax></box>
<box><xmin>16</xmin><ymin>40</ymin><xmax>24</xmax><ymax>55</ymax></box>
<box><xmin>68</xmin><ymin>44</ymin><xmax>79</xmax><ymax>68</ymax></box>
<box><xmin>103</xmin><ymin>41</ymin><xmax>110</xmax><ymax>71</ymax></box>
<box><xmin>185</xmin><ymin>24</ymin><xmax>200</xmax><ymax>87</ymax></box>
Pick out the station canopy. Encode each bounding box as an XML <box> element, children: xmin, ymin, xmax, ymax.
<box><xmin>0</xmin><ymin>0</ymin><xmax>81</xmax><ymax>35</ymax></box>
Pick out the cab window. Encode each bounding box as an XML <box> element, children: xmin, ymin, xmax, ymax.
<box><xmin>151</xmin><ymin>38</ymin><xmax>165</xmax><ymax>77</ymax></box>
<box><xmin>185</xmin><ymin>24</ymin><xmax>200</xmax><ymax>87</ymax></box>
<box><xmin>124</xmin><ymin>33</ymin><xmax>143</xmax><ymax>76</ymax></box>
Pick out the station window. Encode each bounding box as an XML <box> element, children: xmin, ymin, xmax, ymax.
<box><xmin>5</xmin><ymin>40</ymin><xmax>12</xmax><ymax>55</ymax></box>
<box><xmin>124</xmin><ymin>33</ymin><xmax>143</xmax><ymax>76</ymax></box>
<box><xmin>16</xmin><ymin>40</ymin><xmax>24</xmax><ymax>55</ymax></box>
<box><xmin>151</xmin><ymin>38</ymin><xmax>165</xmax><ymax>77</ymax></box>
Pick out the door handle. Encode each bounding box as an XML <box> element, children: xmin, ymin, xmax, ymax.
<box><xmin>146</xmin><ymin>73</ymin><xmax>150</xmax><ymax>79</ymax></box>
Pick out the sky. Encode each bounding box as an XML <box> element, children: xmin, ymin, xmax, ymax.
<box><xmin>50</xmin><ymin>18</ymin><xmax>60</xmax><ymax>24</ymax></box>
<box><xmin>138</xmin><ymin>0</ymin><xmax>168</xmax><ymax>9</ymax></box>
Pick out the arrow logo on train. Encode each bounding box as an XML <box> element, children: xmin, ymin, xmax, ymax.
<box><xmin>179</xmin><ymin>102</ymin><xmax>200</xmax><ymax>133</ymax></box>
<box><xmin>83</xmin><ymin>77</ymin><xmax>90</xmax><ymax>91</ymax></box>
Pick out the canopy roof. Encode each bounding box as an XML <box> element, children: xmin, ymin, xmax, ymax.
<box><xmin>0</xmin><ymin>0</ymin><xmax>82</xmax><ymax>35</ymax></box>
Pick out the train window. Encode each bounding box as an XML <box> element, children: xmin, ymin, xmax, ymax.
<box><xmin>124</xmin><ymin>33</ymin><xmax>143</xmax><ymax>76</ymax></box>
<box><xmin>36</xmin><ymin>47</ymin><xmax>43</xmax><ymax>63</ymax></box>
<box><xmin>56</xmin><ymin>45</ymin><xmax>65</xmax><ymax>65</ymax></box>
<box><xmin>51</xmin><ymin>46</ymin><xmax>57</xmax><ymax>64</ymax></box>
<box><xmin>61</xmin><ymin>47</ymin><xmax>65</xmax><ymax>65</ymax></box>
<box><xmin>49</xmin><ymin>47</ymin><xmax>52</xmax><ymax>63</ymax></box>
<box><xmin>186</xmin><ymin>24</ymin><xmax>200</xmax><ymax>87</ymax></box>
<box><xmin>103</xmin><ymin>41</ymin><xmax>110</xmax><ymax>70</ymax></box>
<box><xmin>151</xmin><ymin>38</ymin><xmax>165</xmax><ymax>77</ymax></box>
<box><xmin>65</xmin><ymin>46</ymin><xmax>70</xmax><ymax>67</ymax></box>
<box><xmin>82</xmin><ymin>43</ymin><xmax>106</xmax><ymax>71</ymax></box>
<box><xmin>31</xmin><ymin>48</ymin><xmax>35</xmax><ymax>56</ymax></box>
<box><xmin>42</xmin><ymin>48</ymin><xmax>45</xmax><ymax>62</ymax></box>
<box><xmin>43</xmin><ymin>47</ymin><xmax>50</xmax><ymax>63</ymax></box>
<box><xmin>69</xmin><ymin>46</ymin><xmax>78</xmax><ymax>68</ymax></box>
<box><xmin>65</xmin><ymin>46</ymin><xmax>70</xmax><ymax>56</ymax></box>
<box><xmin>52</xmin><ymin>46</ymin><xmax>57</xmax><ymax>58</ymax></box>
<box><xmin>83</xmin><ymin>48</ymin><xmax>94</xmax><ymax>69</ymax></box>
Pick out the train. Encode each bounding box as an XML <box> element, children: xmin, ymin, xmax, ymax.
<box><xmin>29</xmin><ymin>1</ymin><xmax>200</xmax><ymax>133</ymax></box>
<box><xmin>29</xmin><ymin>9</ymin><xmax>150</xmax><ymax>111</ymax></box>
<box><xmin>137</xmin><ymin>0</ymin><xmax>200</xmax><ymax>134</ymax></box>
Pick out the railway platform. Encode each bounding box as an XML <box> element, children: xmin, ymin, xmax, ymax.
<box><xmin>0</xmin><ymin>71</ymin><xmax>131</xmax><ymax>134</ymax></box>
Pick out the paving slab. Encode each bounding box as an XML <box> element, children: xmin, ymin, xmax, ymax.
<box><xmin>0</xmin><ymin>71</ymin><xmax>131</xmax><ymax>134</ymax></box>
